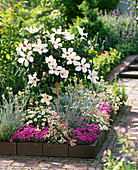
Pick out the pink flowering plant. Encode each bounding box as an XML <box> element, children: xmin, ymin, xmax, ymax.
<box><xmin>9</xmin><ymin>124</ymin><xmax>48</xmax><ymax>142</ymax></box>
<box><xmin>95</xmin><ymin>102</ymin><xmax>111</xmax><ymax>115</ymax></box>
<box><xmin>70</xmin><ymin>123</ymin><xmax>101</xmax><ymax>145</ymax></box>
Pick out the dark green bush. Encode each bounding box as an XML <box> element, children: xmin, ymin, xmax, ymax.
<box><xmin>97</xmin><ymin>0</ymin><xmax>119</xmax><ymax>13</ymax></box>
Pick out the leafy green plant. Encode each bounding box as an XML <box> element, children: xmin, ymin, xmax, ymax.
<box><xmin>93</xmin><ymin>48</ymin><xmax>121</xmax><ymax>78</ymax></box>
<box><xmin>0</xmin><ymin>123</ymin><xmax>17</xmax><ymax>141</ymax></box>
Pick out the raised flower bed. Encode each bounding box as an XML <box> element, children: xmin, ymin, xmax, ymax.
<box><xmin>0</xmin><ymin>131</ymin><xmax>105</xmax><ymax>158</ymax></box>
<box><xmin>0</xmin><ymin>26</ymin><xmax>127</xmax><ymax>158</ymax></box>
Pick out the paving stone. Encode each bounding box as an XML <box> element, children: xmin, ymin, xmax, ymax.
<box><xmin>36</xmin><ymin>161</ymin><xmax>62</xmax><ymax>169</ymax></box>
<box><xmin>62</xmin><ymin>162</ymin><xmax>88</xmax><ymax>169</ymax></box>
<box><xmin>11</xmin><ymin>159</ymin><xmax>39</xmax><ymax>167</ymax></box>
<box><xmin>0</xmin><ymin>160</ymin><xmax>14</xmax><ymax>166</ymax></box>
<box><xmin>88</xmin><ymin>166</ymin><xmax>97</xmax><ymax>170</ymax></box>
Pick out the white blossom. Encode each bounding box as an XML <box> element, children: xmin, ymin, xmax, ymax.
<box><xmin>28</xmin><ymin>72</ymin><xmax>40</xmax><ymax>87</ymax></box>
<box><xmin>61</xmin><ymin>48</ymin><xmax>73</xmax><ymax>58</ymax></box>
<box><xmin>48</xmin><ymin>64</ymin><xmax>62</xmax><ymax>76</ymax></box>
<box><xmin>64</xmin><ymin>30</ymin><xmax>75</xmax><ymax>40</ymax></box>
<box><xmin>60</xmin><ymin>68</ymin><xmax>69</xmax><ymax>78</ymax></box>
<box><xmin>25</xmin><ymin>26</ymin><xmax>43</xmax><ymax>34</ymax></box>
<box><xmin>87</xmin><ymin>69</ymin><xmax>99</xmax><ymax>83</ymax></box>
<box><xmin>32</xmin><ymin>39</ymin><xmax>48</xmax><ymax>54</ymax></box>
<box><xmin>40</xmin><ymin>93</ymin><xmax>52</xmax><ymax>105</ymax></box>
<box><xmin>66</xmin><ymin>52</ymin><xmax>81</xmax><ymax>65</ymax></box>
<box><xmin>45</xmin><ymin>55</ymin><xmax>56</xmax><ymax>66</ymax></box>
<box><xmin>49</xmin><ymin>37</ymin><xmax>62</xmax><ymax>49</ymax></box>
<box><xmin>18</xmin><ymin>51</ymin><xmax>34</xmax><ymax>67</ymax></box>
<box><xmin>51</xmin><ymin>26</ymin><xmax>63</xmax><ymax>35</ymax></box>
<box><xmin>75</xmin><ymin>58</ymin><xmax>90</xmax><ymax>73</ymax></box>
<box><xmin>77</xmin><ymin>26</ymin><xmax>88</xmax><ymax>37</ymax></box>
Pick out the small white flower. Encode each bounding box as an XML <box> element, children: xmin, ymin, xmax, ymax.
<box><xmin>20</xmin><ymin>39</ymin><xmax>32</xmax><ymax>52</ymax></box>
<box><xmin>18</xmin><ymin>51</ymin><xmax>34</xmax><ymax>67</ymax></box>
<box><xmin>60</xmin><ymin>68</ymin><xmax>69</xmax><ymax>78</ymax></box>
<box><xmin>27</xmin><ymin>120</ymin><xmax>33</xmax><ymax>124</ymax></box>
<box><xmin>28</xmin><ymin>72</ymin><xmax>40</xmax><ymax>87</ymax></box>
<box><xmin>75</xmin><ymin>58</ymin><xmax>90</xmax><ymax>73</ymax></box>
<box><xmin>25</xmin><ymin>26</ymin><xmax>43</xmax><ymax>34</ymax></box>
<box><xmin>41</xmin><ymin>122</ymin><xmax>45</xmax><ymax>126</ymax></box>
<box><xmin>49</xmin><ymin>37</ymin><xmax>62</xmax><ymax>49</ymax></box>
<box><xmin>42</xmin><ymin>118</ymin><xmax>46</xmax><ymax>121</ymax></box>
<box><xmin>66</xmin><ymin>52</ymin><xmax>81</xmax><ymax>65</ymax></box>
<box><xmin>51</xmin><ymin>26</ymin><xmax>63</xmax><ymax>34</ymax></box>
<box><xmin>77</xmin><ymin>26</ymin><xmax>88</xmax><ymax>37</ymax></box>
<box><xmin>87</xmin><ymin>69</ymin><xmax>99</xmax><ymax>83</ymax></box>
<box><xmin>64</xmin><ymin>30</ymin><xmax>75</xmax><ymax>40</ymax></box>
<box><xmin>61</xmin><ymin>48</ymin><xmax>73</xmax><ymax>58</ymax></box>
<box><xmin>48</xmin><ymin>64</ymin><xmax>62</xmax><ymax>76</ymax></box>
<box><xmin>29</xmin><ymin>114</ymin><xmax>35</xmax><ymax>118</ymax></box>
<box><xmin>40</xmin><ymin>93</ymin><xmax>52</xmax><ymax>105</ymax></box>
<box><xmin>32</xmin><ymin>39</ymin><xmax>48</xmax><ymax>54</ymax></box>
<box><xmin>34</xmin><ymin>118</ymin><xmax>37</xmax><ymax>122</ymax></box>
<box><xmin>45</xmin><ymin>55</ymin><xmax>56</xmax><ymax>66</ymax></box>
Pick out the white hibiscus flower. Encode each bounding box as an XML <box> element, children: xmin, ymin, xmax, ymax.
<box><xmin>61</xmin><ymin>48</ymin><xmax>73</xmax><ymax>58</ymax></box>
<box><xmin>48</xmin><ymin>64</ymin><xmax>62</xmax><ymax>76</ymax></box>
<box><xmin>40</xmin><ymin>93</ymin><xmax>52</xmax><ymax>105</ymax></box>
<box><xmin>32</xmin><ymin>39</ymin><xmax>48</xmax><ymax>54</ymax></box>
<box><xmin>75</xmin><ymin>58</ymin><xmax>90</xmax><ymax>73</ymax></box>
<box><xmin>66</xmin><ymin>52</ymin><xmax>81</xmax><ymax>65</ymax></box>
<box><xmin>60</xmin><ymin>68</ymin><xmax>69</xmax><ymax>78</ymax></box>
<box><xmin>87</xmin><ymin>69</ymin><xmax>99</xmax><ymax>83</ymax></box>
<box><xmin>64</xmin><ymin>30</ymin><xmax>75</xmax><ymax>40</ymax></box>
<box><xmin>77</xmin><ymin>26</ymin><xmax>88</xmax><ymax>37</ymax></box>
<box><xmin>18</xmin><ymin>51</ymin><xmax>34</xmax><ymax>67</ymax></box>
<box><xmin>28</xmin><ymin>72</ymin><xmax>40</xmax><ymax>87</ymax></box>
<box><xmin>49</xmin><ymin>37</ymin><xmax>62</xmax><ymax>49</ymax></box>
<box><xmin>45</xmin><ymin>55</ymin><xmax>56</xmax><ymax>66</ymax></box>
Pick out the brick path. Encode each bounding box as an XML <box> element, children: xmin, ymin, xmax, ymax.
<box><xmin>0</xmin><ymin>78</ymin><xmax>138</xmax><ymax>170</ymax></box>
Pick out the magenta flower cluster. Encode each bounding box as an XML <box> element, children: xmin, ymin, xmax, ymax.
<box><xmin>71</xmin><ymin>123</ymin><xmax>101</xmax><ymax>144</ymax></box>
<box><xmin>9</xmin><ymin>124</ymin><xmax>48</xmax><ymax>142</ymax></box>
<box><xmin>96</xmin><ymin>102</ymin><xmax>111</xmax><ymax>114</ymax></box>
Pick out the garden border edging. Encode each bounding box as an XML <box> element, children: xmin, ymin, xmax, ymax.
<box><xmin>0</xmin><ymin>108</ymin><xmax>121</xmax><ymax>158</ymax></box>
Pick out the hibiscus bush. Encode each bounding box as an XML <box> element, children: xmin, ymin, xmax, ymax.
<box><xmin>15</xmin><ymin>25</ymin><xmax>99</xmax><ymax>106</ymax></box>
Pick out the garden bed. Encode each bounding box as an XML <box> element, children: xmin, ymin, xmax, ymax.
<box><xmin>0</xmin><ymin>131</ymin><xmax>105</xmax><ymax>158</ymax></box>
<box><xmin>0</xmin><ymin>109</ymin><xmax>117</xmax><ymax>158</ymax></box>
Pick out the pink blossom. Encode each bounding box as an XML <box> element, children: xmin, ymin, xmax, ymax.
<box><xmin>120</xmin><ymin>127</ymin><xmax>126</xmax><ymax>134</ymax></box>
<box><xmin>114</xmin><ymin>126</ymin><xmax>119</xmax><ymax>130</ymax></box>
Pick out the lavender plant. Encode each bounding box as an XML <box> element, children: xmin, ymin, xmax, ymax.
<box><xmin>99</xmin><ymin>9</ymin><xmax>138</xmax><ymax>57</ymax></box>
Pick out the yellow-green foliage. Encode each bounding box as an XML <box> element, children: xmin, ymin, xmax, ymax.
<box><xmin>93</xmin><ymin>48</ymin><xmax>121</xmax><ymax>78</ymax></box>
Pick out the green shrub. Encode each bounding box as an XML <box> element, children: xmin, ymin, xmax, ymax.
<box><xmin>93</xmin><ymin>48</ymin><xmax>121</xmax><ymax>78</ymax></box>
<box><xmin>97</xmin><ymin>0</ymin><xmax>119</xmax><ymax>13</ymax></box>
<box><xmin>0</xmin><ymin>123</ymin><xmax>17</xmax><ymax>141</ymax></box>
